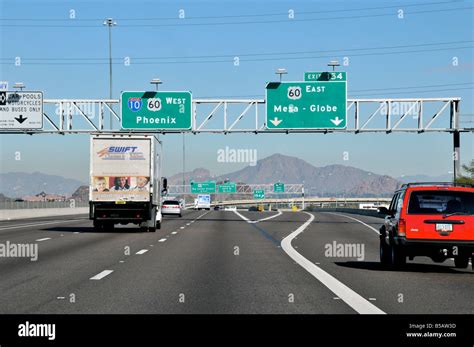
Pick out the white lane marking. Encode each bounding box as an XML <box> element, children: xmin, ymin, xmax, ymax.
<box><xmin>171</xmin><ymin>232</ymin><xmax>178</xmax><ymax>235</ymax></box>
<box><xmin>90</xmin><ymin>270</ymin><xmax>113</xmax><ymax>280</ymax></box>
<box><xmin>234</xmin><ymin>210</ymin><xmax>283</xmax><ymax>224</ymax></box>
<box><xmin>0</xmin><ymin>219</ymin><xmax>86</xmax><ymax>231</ymax></box>
<box><xmin>136</xmin><ymin>249</ymin><xmax>148</xmax><ymax>255</ymax></box>
<box><xmin>233</xmin><ymin>210</ymin><xmax>251</xmax><ymax>222</ymax></box>
<box><xmin>195</xmin><ymin>211</ymin><xmax>210</xmax><ymax>220</ymax></box>
<box><xmin>324</xmin><ymin>212</ymin><xmax>380</xmax><ymax>235</ymax></box>
<box><xmin>180</xmin><ymin>226</ymin><xmax>185</xmax><ymax>229</ymax></box>
<box><xmin>73</xmin><ymin>232</ymin><xmax>80</xmax><ymax>234</ymax></box>
<box><xmin>57</xmin><ymin>297</ymin><xmax>65</xmax><ymax>300</ymax></box>
<box><xmin>186</xmin><ymin>223</ymin><xmax>191</xmax><ymax>226</ymax></box>
<box><xmin>119</xmin><ymin>260</ymin><xmax>125</xmax><ymax>263</ymax></box>
<box><xmin>281</xmin><ymin>212</ymin><xmax>385</xmax><ymax>315</ymax></box>
<box><xmin>255</xmin><ymin>211</ymin><xmax>283</xmax><ymax>223</ymax></box>
<box><xmin>158</xmin><ymin>238</ymin><xmax>167</xmax><ymax>242</ymax></box>
<box><xmin>369</xmin><ymin>298</ymin><xmax>377</xmax><ymax>301</ymax></box>
<box><xmin>36</xmin><ymin>237</ymin><xmax>51</xmax><ymax>242</ymax></box>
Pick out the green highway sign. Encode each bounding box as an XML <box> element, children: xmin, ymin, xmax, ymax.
<box><xmin>191</xmin><ymin>181</ymin><xmax>216</xmax><ymax>194</ymax></box>
<box><xmin>253</xmin><ymin>189</ymin><xmax>265</xmax><ymax>199</ymax></box>
<box><xmin>218</xmin><ymin>182</ymin><xmax>237</xmax><ymax>193</ymax></box>
<box><xmin>304</xmin><ymin>71</ymin><xmax>346</xmax><ymax>82</ymax></box>
<box><xmin>121</xmin><ymin>91</ymin><xmax>192</xmax><ymax>130</ymax></box>
<box><xmin>266</xmin><ymin>81</ymin><xmax>347</xmax><ymax>130</ymax></box>
<box><xmin>274</xmin><ymin>183</ymin><xmax>285</xmax><ymax>193</ymax></box>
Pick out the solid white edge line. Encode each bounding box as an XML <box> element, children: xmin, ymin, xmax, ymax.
<box><xmin>136</xmin><ymin>249</ymin><xmax>148</xmax><ymax>255</ymax></box>
<box><xmin>281</xmin><ymin>211</ymin><xmax>386</xmax><ymax>315</ymax></box>
<box><xmin>324</xmin><ymin>212</ymin><xmax>380</xmax><ymax>235</ymax></box>
<box><xmin>90</xmin><ymin>270</ymin><xmax>113</xmax><ymax>280</ymax></box>
<box><xmin>35</xmin><ymin>237</ymin><xmax>51</xmax><ymax>242</ymax></box>
<box><xmin>158</xmin><ymin>238</ymin><xmax>167</xmax><ymax>242</ymax></box>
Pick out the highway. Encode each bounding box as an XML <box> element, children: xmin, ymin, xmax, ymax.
<box><xmin>0</xmin><ymin>210</ymin><xmax>472</xmax><ymax>314</ymax></box>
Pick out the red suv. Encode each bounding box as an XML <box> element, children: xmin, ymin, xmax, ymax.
<box><xmin>378</xmin><ymin>183</ymin><xmax>474</xmax><ymax>269</ymax></box>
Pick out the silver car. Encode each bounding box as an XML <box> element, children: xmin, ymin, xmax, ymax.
<box><xmin>161</xmin><ymin>200</ymin><xmax>182</xmax><ymax>217</ymax></box>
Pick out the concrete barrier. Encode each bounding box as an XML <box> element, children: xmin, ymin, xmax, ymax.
<box><xmin>0</xmin><ymin>207</ymin><xmax>89</xmax><ymax>221</ymax></box>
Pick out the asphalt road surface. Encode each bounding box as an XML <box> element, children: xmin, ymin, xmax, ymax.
<box><xmin>0</xmin><ymin>210</ymin><xmax>472</xmax><ymax>314</ymax></box>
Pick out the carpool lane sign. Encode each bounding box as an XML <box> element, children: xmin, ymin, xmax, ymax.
<box><xmin>0</xmin><ymin>91</ymin><xmax>43</xmax><ymax>130</ymax></box>
<box><xmin>121</xmin><ymin>91</ymin><xmax>192</xmax><ymax>130</ymax></box>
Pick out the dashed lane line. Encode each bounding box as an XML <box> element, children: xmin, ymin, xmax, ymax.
<box><xmin>90</xmin><ymin>270</ymin><xmax>113</xmax><ymax>280</ymax></box>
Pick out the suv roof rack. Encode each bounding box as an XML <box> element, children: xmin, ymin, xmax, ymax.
<box><xmin>400</xmin><ymin>182</ymin><xmax>474</xmax><ymax>189</ymax></box>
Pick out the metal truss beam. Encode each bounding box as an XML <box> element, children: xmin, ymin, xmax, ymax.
<box><xmin>1</xmin><ymin>97</ymin><xmax>471</xmax><ymax>134</ymax></box>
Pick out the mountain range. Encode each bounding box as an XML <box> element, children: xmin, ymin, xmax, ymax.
<box><xmin>0</xmin><ymin>172</ymin><xmax>85</xmax><ymax>199</ymax></box>
<box><xmin>168</xmin><ymin>153</ymin><xmax>401</xmax><ymax>197</ymax></box>
<box><xmin>1</xmin><ymin>154</ymin><xmax>453</xmax><ymax>199</ymax></box>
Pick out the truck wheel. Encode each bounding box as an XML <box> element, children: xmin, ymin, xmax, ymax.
<box><xmin>156</xmin><ymin>221</ymin><xmax>161</xmax><ymax>230</ymax></box>
<box><xmin>106</xmin><ymin>222</ymin><xmax>114</xmax><ymax>232</ymax></box>
<box><xmin>454</xmin><ymin>256</ymin><xmax>469</xmax><ymax>269</ymax></box>
<box><xmin>390</xmin><ymin>245</ymin><xmax>406</xmax><ymax>267</ymax></box>
<box><xmin>148</xmin><ymin>226</ymin><xmax>156</xmax><ymax>233</ymax></box>
<box><xmin>379</xmin><ymin>237</ymin><xmax>391</xmax><ymax>266</ymax></box>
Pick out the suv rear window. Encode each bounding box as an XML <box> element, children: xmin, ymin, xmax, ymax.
<box><xmin>163</xmin><ymin>200</ymin><xmax>180</xmax><ymax>205</ymax></box>
<box><xmin>407</xmin><ymin>190</ymin><xmax>474</xmax><ymax>215</ymax></box>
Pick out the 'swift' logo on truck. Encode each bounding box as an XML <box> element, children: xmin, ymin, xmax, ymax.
<box><xmin>97</xmin><ymin>146</ymin><xmax>144</xmax><ymax>160</ymax></box>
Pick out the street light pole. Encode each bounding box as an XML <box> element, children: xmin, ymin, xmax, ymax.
<box><xmin>182</xmin><ymin>132</ymin><xmax>186</xmax><ymax>194</ymax></box>
<box><xmin>104</xmin><ymin>18</ymin><xmax>117</xmax><ymax>129</ymax></box>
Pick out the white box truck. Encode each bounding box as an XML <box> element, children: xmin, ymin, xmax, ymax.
<box><xmin>195</xmin><ymin>194</ymin><xmax>211</xmax><ymax>210</ymax></box>
<box><xmin>89</xmin><ymin>134</ymin><xmax>167</xmax><ymax>232</ymax></box>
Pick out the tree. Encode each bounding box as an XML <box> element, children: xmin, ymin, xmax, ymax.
<box><xmin>455</xmin><ymin>159</ymin><xmax>474</xmax><ymax>185</ymax></box>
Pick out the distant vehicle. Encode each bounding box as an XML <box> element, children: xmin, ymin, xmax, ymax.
<box><xmin>213</xmin><ymin>205</ymin><xmax>220</xmax><ymax>211</ymax></box>
<box><xmin>89</xmin><ymin>135</ymin><xmax>165</xmax><ymax>232</ymax></box>
<box><xmin>162</xmin><ymin>200</ymin><xmax>182</xmax><ymax>217</ymax></box>
<box><xmin>14</xmin><ymin>199</ymin><xmax>24</xmax><ymax>202</ymax></box>
<box><xmin>378</xmin><ymin>182</ymin><xmax>474</xmax><ymax>269</ymax></box>
<box><xmin>195</xmin><ymin>194</ymin><xmax>211</xmax><ymax>210</ymax></box>
<box><xmin>248</xmin><ymin>206</ymin><xmax>259</xmax><ymax>211</ymax></box>
<box><xmin>224</xmin><ymin>206</ymin><xmax>237</xmax><ymax>211</ymax></box>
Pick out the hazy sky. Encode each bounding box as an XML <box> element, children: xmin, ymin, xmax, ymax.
<box><xmin>0</xmin><ymin>0</ymin><xmax>473</xmax><ymax>182</ymax></box>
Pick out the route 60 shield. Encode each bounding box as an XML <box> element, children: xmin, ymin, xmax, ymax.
<box><xmin>127</xmin><ymin>97</ymin><xmax>142</xmax><ymax>112</ymax></box>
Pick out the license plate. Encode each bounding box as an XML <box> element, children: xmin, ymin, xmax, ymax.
<box><xmin>436</xmin><ymin>223</ymin><xmax>452</xmax><ymax>232</ymax></box>
<box><xmin>115</xmin><ymin>201</ymin><xmax>126</xmax><ymax>204</ymax></box>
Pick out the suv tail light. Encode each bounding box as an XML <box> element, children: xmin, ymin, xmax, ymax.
<box><xmin>397</xmin><ymin>219</ymin><xmax>406</xmax><ymax>237</ymax></box>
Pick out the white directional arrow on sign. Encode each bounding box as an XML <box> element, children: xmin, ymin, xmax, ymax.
<box><xmin>330</xmin><ymin>117</ymin><xmax>343</xmax><ymax>126</ymax></box>
<box><xmin>269</xmin><ymin>117</ymin><xmax>282</xmax><ymax>126</ymax></box>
